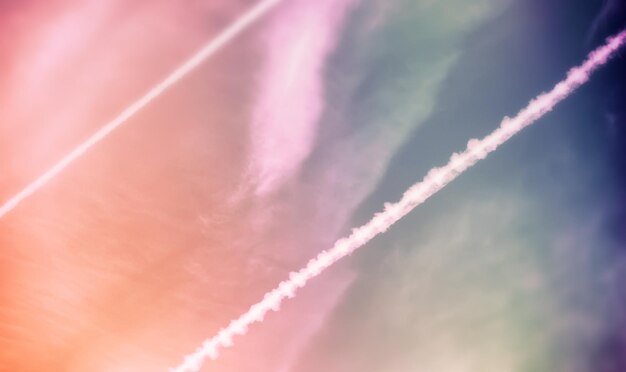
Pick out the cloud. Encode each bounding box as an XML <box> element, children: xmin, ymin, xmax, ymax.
<box><xmin>247</xmin><ymin>0</ymin><xmax>358</xmax><ymax>196</ymax></box>
<box><xmin>297</xmin><ymin>0</ymin><xmax>511</xmax><ymax>246</ymax></box>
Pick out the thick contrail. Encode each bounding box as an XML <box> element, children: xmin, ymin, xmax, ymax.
<box><xmin>172</xmin><ymin>30</ymin><xmax>625</xmax><ymax>372</ymax></box>
<box><xmin>0</xmin><ymin>0</ymin><xmax>284</xmax><ymax>219</ymax></box>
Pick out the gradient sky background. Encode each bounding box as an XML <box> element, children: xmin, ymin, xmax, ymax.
<box><xmin>1</xmin><ymin>0</ymin><xmax>625</xmax><ymax>371</ymax></box>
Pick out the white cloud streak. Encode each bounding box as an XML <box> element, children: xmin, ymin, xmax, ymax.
<box><xmin>0</xmin><ymin>0</ymin><xmax>285</xmax><ymax>219</ymax></box>
<box><xmin>172</xmin><ymin>29</ymin><xmax>626</xmax><ymax>372</ymax></box>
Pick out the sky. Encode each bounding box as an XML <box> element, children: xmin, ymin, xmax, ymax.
<box><xmin>0</xmin><ymin>0</ymin><xmax>625</xmax><ymax>371</ymax></box>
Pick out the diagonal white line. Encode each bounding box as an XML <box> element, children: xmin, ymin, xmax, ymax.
<box><xmin>172</xmin><ymin>30</ymin><xmax>626</xmax><ymax>372</ymax></box>
<box><xmin>0</xmin><ymin>0</ymin><xmax>285</xmax><ymax>219</ymax></box>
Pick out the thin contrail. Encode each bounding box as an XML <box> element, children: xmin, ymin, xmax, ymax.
<box><xmin>0</xmin><ymin>0</ymin><xmax>284</xmax><ymax>219</ymax></box>
<box><xmin>172</xmin><ymin>30</ymin><xmax>626</xmax><ymax>372</ymax></box>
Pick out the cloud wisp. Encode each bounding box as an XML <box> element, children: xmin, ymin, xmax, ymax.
<box><xmin>172</xmin><ymin>29</ymin><xmax>626</xmax><ymax>372</ymax></box>
<box><xmin>248</xmin><ymin>0</ymin><xmax>357</xmax><ymax>195</ymax></box>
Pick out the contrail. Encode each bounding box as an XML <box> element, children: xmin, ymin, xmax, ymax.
<box><xmin>0</xmin><ymin>0</ymin><xmax>284</xmax><ymax>219</ymax></box>
<box><xmin>172</xmin><ymin>30</ymin><xmax>625</xmax><ymax>372</ymax></box>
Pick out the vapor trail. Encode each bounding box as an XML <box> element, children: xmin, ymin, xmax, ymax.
<box><xmin>172</xmin><ymin>30</ymin><xmax>625</xmax><ymax>372</ymax></box>
<box><xmin>0</xmin><ymin>0</ymin><xmax>284</xmax><ymax>219</ymax></box>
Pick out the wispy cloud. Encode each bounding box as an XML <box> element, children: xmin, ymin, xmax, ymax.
<box><xmin>248</xmin><ymin>0</ymin><xmax>358</xmax><ymax>195</ymax></box>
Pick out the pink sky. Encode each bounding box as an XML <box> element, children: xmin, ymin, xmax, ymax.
<box><xmin>0</xmin><ymin>1</ymin><xmax>360</xmax><ymax>370</ymax></box>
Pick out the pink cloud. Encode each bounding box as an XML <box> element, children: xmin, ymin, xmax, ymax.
<box><xmin>249</xmin><ymin>0</ymin><xmax>358</xmax><ymax>195</ymax></box>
